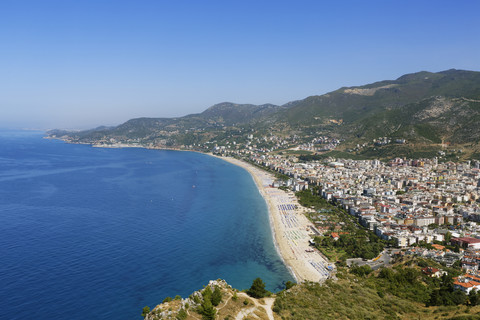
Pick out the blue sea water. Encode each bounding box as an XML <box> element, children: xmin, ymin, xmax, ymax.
<box><xmin>0</xmin><ymin>130</ymin><xmax>293</xmax><ymax>320</ymax></box>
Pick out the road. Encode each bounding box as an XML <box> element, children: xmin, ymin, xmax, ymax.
<box><xmin>346</xmin><ymin>249</ymin><xmax>401</xmax><ymax>270</ymax></box>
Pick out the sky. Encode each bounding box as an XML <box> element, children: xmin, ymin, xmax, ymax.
<box><xmin>1</xmin><ymin>0</ymin><xmax>479</xmax><ymax>129</ymax></box>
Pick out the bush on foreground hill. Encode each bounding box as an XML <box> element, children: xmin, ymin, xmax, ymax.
<box><xmin>274</xmin><ymin>256</ymin><xmax>480</xmax><ymax>319</ymax></box>
<box><xmin>142</xmin><ymin>259</ymin><xmax>480</xmax><ymax>319</ymax></box>
<box><xmin>247</xmin><ymin>277</ymin><xmax>271</xmax><ymax>298</ymax></box>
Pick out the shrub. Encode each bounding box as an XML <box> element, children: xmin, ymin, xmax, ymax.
<box><xmin>247</xmin><ymin>278</ymin><xmax>270</xmax><ymax>298</ymax></box>
<box><xmin>193</xmin><ymin>295</ymin><xmax>201</xmax><ymax>304</ymax></box>
<box><xmin>350</xmin><ymin>264</ymin><xmax>372</xmax><ymax>277</ymax></box>
<box><xmin>141</xmin><ymin>306</ymin><xmax>150</xmax><ymax>318</ymax></box>
<box><xmin>176</xmin><ymin>308</ymin><xmax>187</xmax><ymax>320</ymax></box>
<box><xmin>285</xmin><ymin>281</ymin><xmax>296</xmax><ymax>290</ymax></box>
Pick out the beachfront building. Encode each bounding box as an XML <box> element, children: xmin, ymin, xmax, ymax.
<box><xmin>245</xmin><ymin>152</ymin><xmax>480</xmax><ymax>251</ymax></box>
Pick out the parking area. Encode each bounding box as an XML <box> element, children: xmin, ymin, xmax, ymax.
<box><xmin>346</xmin><ymin>249</ymin><xmax>401</xmax><ymax>270</ymax></box>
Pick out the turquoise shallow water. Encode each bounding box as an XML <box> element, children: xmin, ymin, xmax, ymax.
<box><xmin>0</xmin><ymin>130</ymin><xmax>293</xmax><ymax>320</ymax></box>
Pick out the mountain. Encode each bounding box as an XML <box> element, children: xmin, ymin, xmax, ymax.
<box><xmin>48</xmin><ymin>102</ymin><xmax>288</xmax><ymax>147</ymax></box>
<box><xmin>196</xmin><ymin>102</ymin><xmax>286</xmax><ymax>126</ymax></box>
<box><xmin>278</xmin><ymin>69</ymin><xmax>480</xmax><ymax>125</ymax></box>
<box><xmin>272</xmin><ymin>69</ymin><xmax>480</xmax><ymax>132</ymax></box>
<box><xmin>48</xmin><ymin>69</ymin><xmax>480</xmax><ymax>157</ymax></box>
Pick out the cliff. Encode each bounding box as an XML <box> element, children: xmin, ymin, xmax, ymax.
<box><xmin>144</xmin><ymin>279</ymin><xmax>275</xmax><ymax>320</ymax></box>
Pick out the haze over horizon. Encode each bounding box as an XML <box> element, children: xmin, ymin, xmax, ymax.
<box><xmin>1</xmin><ymin>0</ymin><xmax>479</xmax><ymax>130</ymax></box>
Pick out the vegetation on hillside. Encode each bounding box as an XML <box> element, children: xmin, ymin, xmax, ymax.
<box><xmin>144</xmin><ymin>256</ymin><xmax>480</xmax><ymax>320</ymax></box>
<box><xmin>295</xmin><ymin>188</ymin><xmax>392</xmax><ymax>261</ymax></box>
<box><xmin>247</xmin><ymin>277</ymin><xmax>270</xmax><ymax>299</ymax></box>
<box><xmin>49</xmin><ymin>69</ymin><xmax>480</xmax><ymax>160</ymax></box>
<box><xmin>274</xmin><ymin>257</ymin><xmax>478</xmax><ymax>320</ymax></box>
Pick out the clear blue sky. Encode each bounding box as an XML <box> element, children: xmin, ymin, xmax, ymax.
<box><xmin>1</xmin><ymin>0</ymin><xmax>479</xmax><ymax>129</ymax></box>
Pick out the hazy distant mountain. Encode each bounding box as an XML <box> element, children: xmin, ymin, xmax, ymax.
<box><xmin>49</xmin><ymin>69</ymin><xmax>480</xmax><ymax>151</ymax></box>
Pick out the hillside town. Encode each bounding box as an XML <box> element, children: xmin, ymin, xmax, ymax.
<box><xmin>53</xmin><ymin>123</ymin><xmax>480</xmax><ymax>290</ymax></box>
<box><xmin>213</xmin><ymin>139</ymin><xmax>480</xmax><ymax>274</ymax></box>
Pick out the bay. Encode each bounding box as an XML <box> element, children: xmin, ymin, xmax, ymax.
<box><xmin>0</xmin><ymin>130</ymin><xmax>293</xmax><ymax>320</ymax></box>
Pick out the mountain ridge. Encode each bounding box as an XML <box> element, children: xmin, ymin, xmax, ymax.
<box><xmin>48</xmin><ymin>69</ymin><xmax>480</xmax><ymax>158</ymax></box>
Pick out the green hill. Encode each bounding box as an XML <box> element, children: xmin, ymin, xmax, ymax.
<box><xmin>273</xmin><ymin>69</ymin><xmax>480</xmax><ymax>138</ymax></box>
<box><xmin>48</xmin><ymin>69</ymin><xmax>480</xmax><ymax>156</ymax></box>
<box><xmin>142</xmin><ymin>257</ymin><xmax>480</xmax><ymax>320</ymax></box>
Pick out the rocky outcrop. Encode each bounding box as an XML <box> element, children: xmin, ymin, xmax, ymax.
<box><xmin>144</xmin><ymin>279</ymin><xmax>275</xmax><ymax>320</ymax></box>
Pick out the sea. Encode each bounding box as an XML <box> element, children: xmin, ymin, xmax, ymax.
<box><xmin>0</xmin><ymin>130</ymin><xmax>293</xmax><ymax>320</ymax></box>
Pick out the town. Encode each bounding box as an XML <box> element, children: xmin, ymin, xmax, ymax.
<box><xmin>52</xmin><ymin>123</ymin><xmax>480</xmax><ymax>294</ymax></box>
<box><xmin>210</xmin><ymin>132</ymin><xmax>480</xmax><ymax>292</ymax></box>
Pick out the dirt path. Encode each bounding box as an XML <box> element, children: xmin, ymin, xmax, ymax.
<box><xmin>234</xmin><ymin>305</ymin><xmax>257</xmax><ymax>320</ymax></box>
<box><xmin>217</xmin><ymin>293</ymin><xmax>233</xmax><ymax>311</ymax></box>
<box><xmin>262</xmin><ymin>298</ymin><xmax>275</xmax><ymax>320</ymax></box>
<box><xmin>233</xmin><ymin>293</ymin><xmax>275</xmax><ymax>320</ymax></box>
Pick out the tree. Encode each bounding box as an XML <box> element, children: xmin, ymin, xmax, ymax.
<box><xmin>350</xmin><ymin>264</ymin><xmax>372</xmax><ymax>277</ymax></box>
<box><xmin>445</xmin><ymin>231</ymin><xmax>452</xmax><ymax>244</ymax></box>
<box><xmin>469</xmin><ymin>290</ymin><xmax>479</xmax><ymax>306</ymax></box>
<box><xmin>427</xmin><ymin>289</ymin><xmax>441</xmax><ymax>307</ymax></box>
<box><xmin>428</xmin><ymin>223</ymin><xmax>439</xmax><ymax>230</ymax></box>
<box><xmin>285</xmin><ymin>281</ymin><xmax>295</xmax><ymax>290</ymax></box>
<box><xmin>451</xmin><ymin>290</ymin><xmax>467</xmax><ymax>305</ymax></box>
<box><xmin>202</xmin><ymin>286</ymin><xmax>212</xmax><ymax>302</ymax></box>
<box><xmin>211</xmin><ymin>286</ymin><xmax>222</xmax><ymax>306</ymax></box>
<box><xmin>452</xmin><ymin>260</ymin><xmax>462</xmax><ymax>269</ymax></box>
<box><xmin>247</xmin><ymin>278</ymin><xmax>269</xmax><ymax>298</ymax></box>
<box><xmin>378</xmin><ymin>267</ymin><xmax>394</xmax><ymax>281</ymax></box>
<box><xmin>141</xmin><ymin>306</ymin><xmax>150</xmax><ymax>318</ymax></box>
<box><xmin>200</xmin><ymin>298</ymin><xmax>216</xmax><ymax>320</ymax></box>
<box><xmin>177</xmin><ymin>308</ymin><xmax>188</xmax><ymax>320</ymax></box>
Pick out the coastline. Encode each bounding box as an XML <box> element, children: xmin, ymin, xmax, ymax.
<box><xmin>211</xmin><ymin>154</ymin><xmax>332</xmax><ymax>283</ymax></box>
<box><xmin>49</xmin><ymin>135</ymin><xmax>332</xmax><ymax>283</ymax></box>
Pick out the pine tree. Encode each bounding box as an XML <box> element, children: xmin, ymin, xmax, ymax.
<box><xmin>211</xmin><ymin>286</ymin><xmax>222</xmax><ymax>306</ymax></box>
<box><xmin>247</xmin><ymin>278</ymin><xmax>269</xmax><ymax>298</ymax></box>
<box><xmin>202</xmin><ymin>286</ymin><xmax>212</xmax><ymax>300</ymax></box>
<box><xmin>201</xmin><ymin>298</ymin><xmax>216</xmax><ymax>320</ymax></box>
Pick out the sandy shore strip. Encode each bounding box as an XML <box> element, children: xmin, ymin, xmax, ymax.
<box><xmin>213</xmin><ymin>155</ymin><xmax>333</xmax><ymax>283</ymax></box>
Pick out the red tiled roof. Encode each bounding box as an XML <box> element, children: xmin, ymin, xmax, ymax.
<box><xmin>422</xmin><ymin>267</ymin><xmax>440</xmax><ymax>274</ymax></box>
<box><xmin>454</xmin><ymin>281</ymin><xmax>477</xmax><ymax>288</ymax></box>
<box><xmin>467</xmin><ymin>275</ymin><xmax>480</xmax><ymax>282</ymax></box>
<box><xmin>453</xmin><ymin>237</ymin><xmax>480</xmax><ymax>244</ymax></box>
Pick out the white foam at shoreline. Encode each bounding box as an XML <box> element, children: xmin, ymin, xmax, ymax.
<box><xmin>210</xmin><ymin>154</ymin><xmax>331</xmax><ymax>283</ymax></box>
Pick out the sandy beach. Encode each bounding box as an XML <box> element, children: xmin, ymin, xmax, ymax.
<box><xmin>214</xmin><ymin>155</ymin><xmax>333</xmax><ymax>283</ymax></box>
